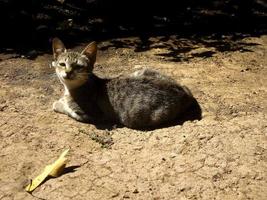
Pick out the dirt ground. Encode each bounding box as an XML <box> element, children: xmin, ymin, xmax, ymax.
<box><xmin>0</xmin><ymin>34</ymin><xmax>266</xmax><ymax>200</ymax></box>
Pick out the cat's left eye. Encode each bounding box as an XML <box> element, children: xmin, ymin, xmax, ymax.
<box><xmin>59</xmin><ymin>63</ymin><xmax>66</xmax><ymax>67</ymax></box>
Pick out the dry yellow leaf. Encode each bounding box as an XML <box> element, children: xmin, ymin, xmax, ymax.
<box><xmin>25</xmin><ymin>149</ymin><xmax>69</xmax><ymax>192</ymax></box>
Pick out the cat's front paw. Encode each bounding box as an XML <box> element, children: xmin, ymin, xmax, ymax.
<box><xmin>53</xmin><ymin>100</ymin><xmax>65</xmax><ymax>113</ymax></box>
<box><xmin>69</xmin><ymin>111</ymin><xmax>91</xmax><ymax>123</ymax></box>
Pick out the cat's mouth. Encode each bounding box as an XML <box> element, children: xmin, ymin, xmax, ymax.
<box><xmin>63</xmin><ymin>76</ymin><xmax>72</xmax><ymax>80</ymax></box>
<box><xmin>62</xmin><ymin>73</ymin><xmax>75</xmax><ymax>80</ymax></box>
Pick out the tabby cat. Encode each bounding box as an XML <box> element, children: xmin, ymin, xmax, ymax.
<box><xmin>52</xmin><ymin>38</ymin><xmax>195</xmax><ymax>129</ymax></box>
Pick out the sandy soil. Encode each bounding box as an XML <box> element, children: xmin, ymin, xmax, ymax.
<box><xmin>0</xmin><ymin>34</ymin><xmax>266</xmax><ymax>200</ymax></box>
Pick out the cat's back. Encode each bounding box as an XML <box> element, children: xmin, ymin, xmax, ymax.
<box><xmin>102</xmin><ymin>70</ymin><xmax>193</xmax><ymax>128</ymax></box>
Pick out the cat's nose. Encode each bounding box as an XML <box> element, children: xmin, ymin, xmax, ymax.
<box><xmin>64</xmin><ymin>66</ymin><xmax>73</xmax><ymax>79</ymax></box>
<box><xmin>65</xmin><ymin>66</ymin><xmax>72</xmax><ymax>73</ymax></box>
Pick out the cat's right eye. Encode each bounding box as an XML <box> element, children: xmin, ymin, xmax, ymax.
<box><xmin>59</xmin><ymin>63</ymin><xmax>66</xmax><ymax>67</ymax></box>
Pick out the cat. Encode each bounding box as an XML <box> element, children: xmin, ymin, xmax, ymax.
<box><xmin>52</xmin><ymin>38</ymin><xmax>196</xmax><ymax>129</ymax></box>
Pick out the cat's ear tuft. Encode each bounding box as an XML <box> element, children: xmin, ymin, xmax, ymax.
<box><xmin>52</xmin><ymin>37</ymin><xmax>66</xmax><ymax>59</ymax></box>
<box><xmin>81</xmin><ymin>41</ymin><xmax>97</xmax><ymax>65</ymax></box>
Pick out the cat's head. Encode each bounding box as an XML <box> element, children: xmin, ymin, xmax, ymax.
<box><xmin>52</xmin><ymin>38</ymin><xmax>97</xmax><ymax>89</ymax></box>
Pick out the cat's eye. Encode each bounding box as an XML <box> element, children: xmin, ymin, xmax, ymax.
<box><xmin>74</xmin><ymin>64</ymin><xmax>84</xmax><ymax>69</ymax></box>
<box><xmin>59</xmin><ymin>62</ymin><xmax>66</xmax><ymax>67</ymax></box>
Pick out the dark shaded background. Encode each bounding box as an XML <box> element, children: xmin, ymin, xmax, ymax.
<box><xmin>0</xmin><ymin>0</ymin><xmax>266</xmax><ymax>57</ymax></box>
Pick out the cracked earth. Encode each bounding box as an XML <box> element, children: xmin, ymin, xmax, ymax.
<box><xmin>0</xmin><ymin>35</ymin><xmax>266</xmax><ymax>200</ymax></box>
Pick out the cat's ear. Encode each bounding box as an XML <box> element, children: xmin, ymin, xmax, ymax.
<box><xmin>81</xmin><ymin>41</ymin><xmax>97</xmax><ymax>65</ymax></box>
<box><xmin>52</xmin><ymin>37</ymin><xmax>66</xmax><ymax>59</ymax></box>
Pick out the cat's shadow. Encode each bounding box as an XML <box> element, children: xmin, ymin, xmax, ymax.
<box><xmin>93</xmin><ymin>98</ymin><xmax>202</xmax><ymax>131</ymax></box>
